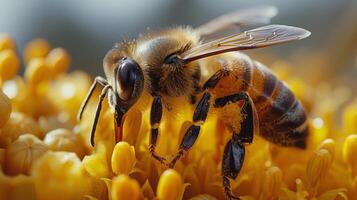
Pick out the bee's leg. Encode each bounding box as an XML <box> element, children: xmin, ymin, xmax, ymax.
<box><xmin>202</xmin><ymin>67</ymin><xmax>230</xmax><ymax>90</ymax></box>
<box><xmin>168</xmin><ymin>92</ymin><xmax>211</xmax><ymax>168</ymax></box>
<box><xmin>222</xmin><ymin>139</ymin><xmax>245</xmax><ymax>200</ymax></box>
<box><xmin>215</xmin><ymin>92</ymin><xmax>254</xmax><ymax>143</ymax></box>
<box><xmin>77</xmin><ymin>76</ymin><xmax>108</xmax><ymax>121</ymax></box>
<box><xmin>90</xmin><ymin>84</ymin><xmax>112</xmax><ymax>146</ymax></box>
<box><xmin>149</xmin><ymin>96</ymin><xmax>166</xmax><ymax>164</ymax></box>
<box><xmin>216</xmin><ymin>92</ymin><xmax>254</xmax><ymax>200</ymax></box>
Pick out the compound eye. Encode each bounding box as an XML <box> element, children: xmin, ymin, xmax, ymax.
<box><xmin>117</xmin><ymin>58</ymin><xmax>143</xmax><ymax>101</ymax></box>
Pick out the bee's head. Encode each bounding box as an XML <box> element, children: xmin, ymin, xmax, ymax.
<box><xmin>102</xmin><ymin>48</ymin><xmax>144</xmax><ymax>143</ymax></box>
<box><xmin>114</xmin><ymin>57</ymin><xmax>144</xmax><ymax>112</ymax></box>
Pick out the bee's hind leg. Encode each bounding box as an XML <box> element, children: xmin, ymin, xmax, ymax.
<box><xmin>222</xmin><ymin>140</ymin><xmax>244</xmax><ymax>200</ymax></box>
<box><xmin>149</xmin><ymin>96</ymin><xmax>167</xmax><ymax>164</ymax></box>
<box><xmin>215</xmin><ymin>92</ymin><xmax>254</xmax><ymax>200</ymax></box>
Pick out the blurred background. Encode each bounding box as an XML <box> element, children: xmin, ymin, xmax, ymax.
<box><xmin>0</xmin><ymin>0</ymin><xmax>356</xmax><ymax>87</ymax></box>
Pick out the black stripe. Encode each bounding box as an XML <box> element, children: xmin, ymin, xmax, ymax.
<box><xmin>274</xmin><ymin>101</ymin><xmax>307</xmax><ymax>131</ymax></box>
<box><xmin>259</xmin><ymin>100</ymin><xmax>308</xmax><ymax>149</ymax></box>
<box><xmin>275</xmin><ymin>122</ymin><xmax>308</xmax><ymax>149</ymax></box>
<box><xmin>266</xmin><ymin>82</ymin><xmax>296</xmax><ymax>119</ymax></box>
<box><xmin>292</xmin><ymin>124</ymin><xmax>309</xmax><ymax>149</ymax></box>
<box><xmin>263</xmin><ymin>71</ymin><xmax>277</xmax><ymax>98</ymax></box>
<box><xmin>241</xmin><ymin>59</ymin><xmax>251</xmax><ymax>91</ymax></box>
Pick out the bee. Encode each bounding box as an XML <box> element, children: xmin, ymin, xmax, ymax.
<box><xmin>77</xmin><ymin>6</ymin><xmax>310</xmax><ymax>199</ymax></box>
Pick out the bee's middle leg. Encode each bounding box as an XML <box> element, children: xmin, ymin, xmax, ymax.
<box><xmin>168</xmin><ymin>69</ymin><xmax>227</xmax><ymax>167</ymax></box>
<box><xmin>168</xmin><ymin>92</ymin><xmax>211</xmax><ymax>168</ymax></box>
<box><xmin>215</xmin><ymin>92</ymin><xmax>254</xmax><ymax>200</ymax></box>
<box><xmin>149</xmin><ymin>95</ymin><xmax>167</xmax><ymax>164</ymax></box>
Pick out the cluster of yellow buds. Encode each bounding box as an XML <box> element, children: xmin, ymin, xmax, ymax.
<box><xmin>0</xmin><ymin>34</ymin><xmax>357</xmax><ymax>200</ymax></box>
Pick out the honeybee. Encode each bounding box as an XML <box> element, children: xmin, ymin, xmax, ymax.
<box><xmin>78</xmin><ymin>6</ymin><xmax>310</xmax><ymax>199</ymax></box>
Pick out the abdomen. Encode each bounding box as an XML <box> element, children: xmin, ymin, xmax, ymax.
<box><xmin>209</xmin><ymin>52</ymin><xmax>308</xmax><ymax>149</ymax></box>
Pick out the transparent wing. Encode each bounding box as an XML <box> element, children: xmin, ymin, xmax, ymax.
<box><xmin>181</xmin><ymin>25</ymin><xmax>311</xmax><ymax>63</ymax></box>
<box><xmin>196</xmin><ymin>6</ymin><xmax>278</xmax><ymax>40</ymax></box>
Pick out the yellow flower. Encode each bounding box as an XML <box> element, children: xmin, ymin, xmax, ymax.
<box><xmin>122</xmin><ymin>107</ymin><xmax>143</xmax><ymax>146</ymax></box>
<box><xmin>111</xmin><ymin>141</ymin><xmax>136</xmax><ymax>175</ymax></box>
<box><xmin>111</xmin><ymin>174</ymin><xmax>141</xmax><ymax>200</ymax></box>
<box><xmin>48</xmin><ymin>71</ymin><xmax>92</xmax><ymax>123</ymax></box>
<box><xmin>46</xmin><ymin>47</ymin><xmax>71</xmax><ymax>77</ymax></box>
<box><xmin>317</xmin><ymin>138</ymin><xmax>336</xmax><ymax>160</ymax></box>
<box><xmin>0</xmin><ymin>90</ymin><xmax>11</xmax><ymax>128</ymax></box>
<box><xmin>0</xmin><ymin>33</ymin><xmax>15</xmax><ymax>51</ymax></box>
<box><xmin>0</xmin><ymin>170</ymin><xmax>36</xmax><ymax>200</ymax></box>
<box><xmin>342</xmin><ymin>101</ymin><xmax>357</xmax><ymax>134</ymax></box>
<box><xmin>0</xmin><ymin>112</ymin><xmax>42</xmax><ymax>146</ymax></box>
<box><xmin>157</xmin><ymin>169</ymin><xmax>184</xmax><ymax>200</ymax></box>
<box><xmin>82</xmin><ymin>142</ymin><xmax>112</xmax><ymax>178</ymax></box>
<box><xmin>260</xmin><ymin>166</ymin><xmax>282</xmax><ymax>200</ymax></box>
<box><xmin>306</xmin><ymin>149</ymin><xmax>332</xmax><ymax>197</ymax></box>
<box><xmin>25</xmin><ymin>58</ymin><xmax>51</xmax><ymax>87</ymax></box>
<box><xmin>342</xmin><ymin>134</ymin><xmax>357</xmax><ymax>173</ymax></box>
<box><xmin>23</xmin><ymin>38</ymin><xmax>50</xmax><ymax>64</ymax></box>
<box><xmin>0</xmin><ymin>49</ymin><xmax>19</xmax><ymax>83</ymax></box>
<box><xmin>31</xmin><ymin>151</ymin><xmax>91</xmax><ymax>200</ymax></box>
<box><xmin>5</xmin><ymin>134</ymin><xmax>48</xmax><ymax>176</ymax></box>
<box><xmin>43</xmin><ymin>128</ymin><xmax>87</xmax><ymax>159</ymax></box>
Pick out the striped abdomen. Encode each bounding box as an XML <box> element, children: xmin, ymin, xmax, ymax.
<box><xmin>211</xmin><ymin>53</ymin><xmax>308</xmax><ymax>148</ymax></box>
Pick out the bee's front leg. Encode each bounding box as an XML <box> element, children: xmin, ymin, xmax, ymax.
<box><xmin>215</xmin><ymin>92</ymin><xmax>254</xmax><ymax>200</ymax></box>
<box><xmin>77</xmin><ymin>76</ymin><xmax>108</xmax><ymax>121</ymax></box>
<box><xmin>149</xmin><ymin>96</ymin><xmax>167</xmax><ymax>164</ymax></box>
<box><xmin>90</xmin><ymin>84</ymin><xmax>112</xmax><ymax>146</ymax></box>
<box><xmin>168</xmin><ymin>92</ymin><xmax>211</xmax><ymax>168</ymax></box>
